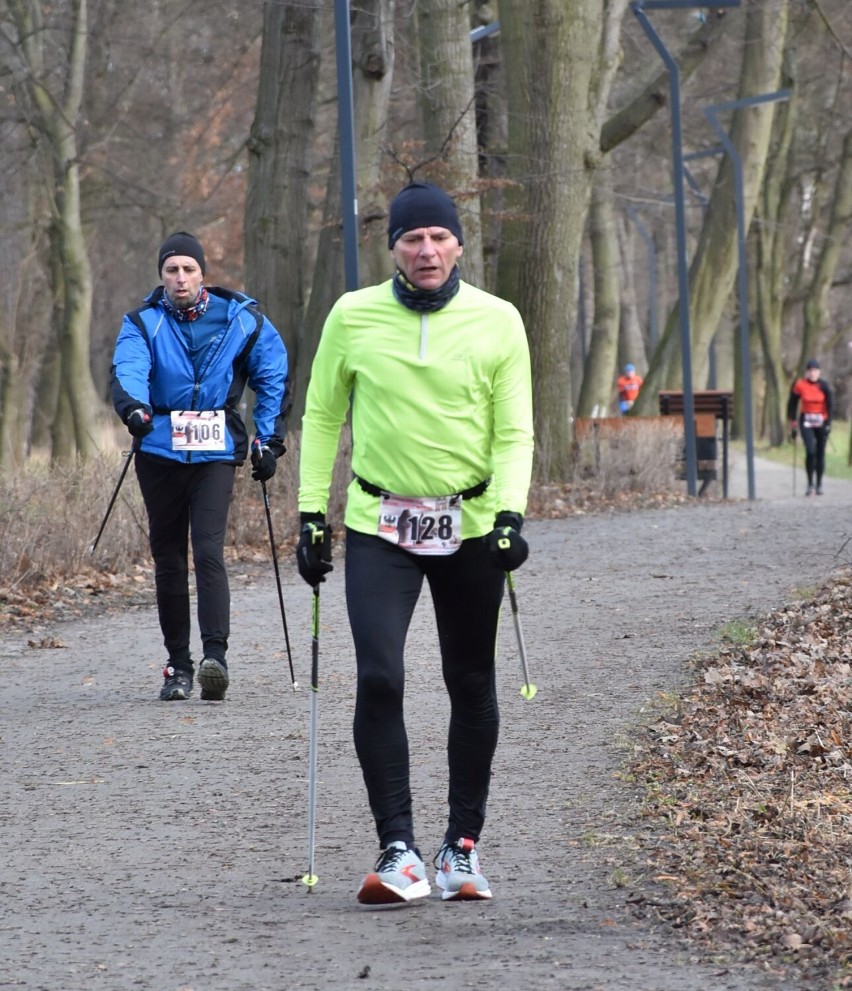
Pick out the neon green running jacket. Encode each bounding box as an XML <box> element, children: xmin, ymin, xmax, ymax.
<box><xmin>298</xmin><ymin>278</ymin><xmax>534</xmax><ymax>540</ymax></box>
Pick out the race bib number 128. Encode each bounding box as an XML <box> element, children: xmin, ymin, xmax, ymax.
<box><xmin>377</xmin><ymin>494</ymin><xmax>462</xmax><ymax>555</ymax></box>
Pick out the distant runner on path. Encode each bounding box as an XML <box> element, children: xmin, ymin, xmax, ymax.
<box><xmin>788</xmin><ymin>358</ymin><xmax>832</xmax><ymax>497</ymax></box>
<box><xmin>616</xmin><ymin>363</ymin><xmax>643</xmax><ymax>414</ymax></box>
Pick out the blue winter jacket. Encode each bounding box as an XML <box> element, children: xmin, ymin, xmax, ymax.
<box><xmin>110</xmin><ymin>286</ymin><xmax>289</xmax><ymax>464</ymax></box>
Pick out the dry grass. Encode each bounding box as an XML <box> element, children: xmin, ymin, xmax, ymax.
<box><xmin>0</xmin><ymin>453</ymin><xmax>150</xmax><ymax>588</ymax></box>
<box><xmin>0</xmin><ymin>419</ymin><xmax>683</xmax><ymax>593</ymax></box>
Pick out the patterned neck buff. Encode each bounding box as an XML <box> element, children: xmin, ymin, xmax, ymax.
<box><xmin>392</xmin><ymin>266</ymin><xmax>460</xmax><ymax>313</ymax></box>
<box><xmin>162</xmin><ymin>286</ymin><xmax>209</xmax><ymax>322</ymax></box>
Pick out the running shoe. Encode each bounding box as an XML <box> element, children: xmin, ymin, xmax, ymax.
<box><xmin>159</xmin><ymin>665</ymin><xmax>192</xmax><ymax>701</ymax></box>
<box><xmin>434</xmin><ymin>838</ymin><xmax>492</xmax><ymax>901</ymax></box>
<box><xmin>357</xmin><ymin>841</ymin><xmax>430</xmax><ymax>905</ymax></box>
<box><xmin>198</xmin><ymin>657</ymin><xmax>229</xmax><ymax>701</ymax></box>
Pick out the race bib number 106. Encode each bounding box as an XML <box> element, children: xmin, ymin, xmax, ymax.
<box><xmin>170</xmin><ymin>410</ymin><xmax>227</xmax><ymax>451</ymax></box>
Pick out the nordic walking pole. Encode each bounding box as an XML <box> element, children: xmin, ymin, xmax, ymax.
<box><xmin>792</xmin><ymin>429</ymin><xmax>797</xmax><ymax>497</ymax></box>
<box><xmin>302</xmin><ymin>584</ymin><xmax>320</xmax><ymax>891</ymax></box>
<box><xmin>89</xmin><ymin>443</ymin><xmax>136</xmax><ymax>556</ymax></box>
<box><xmin>259</xmin><ymin>476</ymin><xmax>297</xmax><ymax>690</ymax></box>
<box><xmin>505</xmin><ymin>571</ymin><xmax>537</xmax><ymax>700</ymax></box>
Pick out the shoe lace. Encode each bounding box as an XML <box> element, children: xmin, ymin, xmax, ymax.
<box><xmin>438</xmin><ymin>840</ymin><xmax>476</xmax><ymax>875</ymax></box>
<box><xmin>375</xmin><ymin>844</ymin><xmax>407</xmax><ymax>872</ymax></box>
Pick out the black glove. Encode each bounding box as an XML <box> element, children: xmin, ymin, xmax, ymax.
<box><xmin>251</xmin><ymin>442</ymin><xmax>277</xmax><ymax>482</ymax></box>
<box><xmin>824</xmin><ymin>421</ymin><xmax>831</xmax><ymax>437</ymax></box>
<box><xmin>126</xmin><ymin>407</ymin><xmax>153</xmax><ymax>438</ymax></box>
<box><xmin>790</xmin><ymin>424</ymin><xmax>798</xmax><ymax>441</ymax></box>
<box><xmin>485</xmin><ymin>511</ymin><xmax>529</xmax><ymax>572</ymax></box>
<box><xmin>296</xmin><ymin>513</ymin><xmax>334</xmax><ymax>586</ymax></box>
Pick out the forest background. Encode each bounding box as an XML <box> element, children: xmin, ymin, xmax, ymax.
<box><xmin>1</xmin><ymin>0</ymin><xmax>851</xmax><ymax>480</ymax></box>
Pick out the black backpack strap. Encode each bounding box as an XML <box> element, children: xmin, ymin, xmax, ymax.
<box><xmin>127</xmin><ymin>304</ymin><xmax>155</xmax><ymax>348</ymax></box>
<box><xmin>234</xmin><ymin>306</ymin><xmax>264</xmax><ymax>368</ymax></box>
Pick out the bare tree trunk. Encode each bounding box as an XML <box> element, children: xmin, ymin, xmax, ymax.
<box><xmin>10</xmin><ymin>0</ymin><xmax>103</xmax><ymax>460</ymax></box>
<box><xmin>415</xmin><ymin>0</ymin><xmax>483</xmax><ymax>286</ymax></box>
<box><xmin>0</xmin><ymin>175</ymin><xmax>51</xmax><ymax>465</ymax></box>
<box><xmin>297</xmin><ymin>0</ymin><xmax>397</xmax><ymax>421</ymax></box>
<box><xmin>617</xmin><ymin>214</ymin><xmax>649</xmax><ymax>375</ymax></box>
<box><xmin>244</xmin><ymin>0</ymin><xmax>321</xmax><ymax>392</ymax></box>
<box><xmin>754</xmin><ymin>62</ymin><xmax>796</xmax><ymax>446</ymax></box>
<box><xmin>473</xmin><ymin>3</ymin><xmax>507</xmax><ymax>292</ymax></box>
<box><xmin>800</xmin><ymin>132</ymin><xmax>852</xmax><ymax>362</ymax></box>
<box><xmin>353</xmin><ymin>0</ymin><xmax>397</xmax><ymax>283</ymax></box>
<box><xmin>498</xmin><ymin>0</ymin><xmax>628</xmax><ymax>480</ymax></box>
<box><xmin>577</xmin><ymin>178</ymin><xmax>621</xmax><ymax>417</ymax></box>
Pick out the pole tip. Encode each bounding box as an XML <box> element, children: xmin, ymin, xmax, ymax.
<box><xmin>301</xmin><ymin>873</ymin><xmax>318</xmax><ymax>889</ymax></box>
<box><xmin>520</xmin><ymin>683</ymin><xmax>538</xmax><ymax>700</ymax></box>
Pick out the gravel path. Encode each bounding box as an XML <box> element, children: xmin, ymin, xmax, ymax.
<box><xmin>2</xmin><ymin>450</ymin><xmax>849</xmax><ymax>991</ymax></box>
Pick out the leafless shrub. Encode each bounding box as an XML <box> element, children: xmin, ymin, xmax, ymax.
<box><xmin>0</xmin><ymin>452</ymin><xmax>149</xmax><ymax>588</ymax></box>
<box><xmin>572</xmin><ymin>417</ymin><xmax>683</xmax><ymax>498</ymax></box>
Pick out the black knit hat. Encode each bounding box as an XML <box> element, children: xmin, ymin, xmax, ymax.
<box><xmin>387</xmin><ymin>182</ymin><xmax>464</xmax><ymax>248</ymax></box>
<box><xmin>158</xmin><ymin>231</ymin><xmax>206</xmax><ymax>276</ymax></box>
<box><xmin>806</xmin><ymin>359</ymin><xmax>820</xmax><ymax>370</ymax></box>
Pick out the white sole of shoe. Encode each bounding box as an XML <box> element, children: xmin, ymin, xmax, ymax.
<box><xmin>435</xmin><ymin>875</ymin><xmax>493</xmax><ymax>900</ymax></box>
<box><xmin>439</xmin><ymin>882</ymin><xmax>493</xmax><ymax>901</ymax></box>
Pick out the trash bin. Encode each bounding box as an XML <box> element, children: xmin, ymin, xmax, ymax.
<box><xmin>659</xmin><ymin>391</ymin><xmax>733</xmax><ymax>497</ymax></box>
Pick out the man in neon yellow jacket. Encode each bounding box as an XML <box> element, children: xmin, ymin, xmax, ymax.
<box><xmin>297</xmin><ymin>181</ymin><xmax>534</xmax><ymax>905</ymax></box>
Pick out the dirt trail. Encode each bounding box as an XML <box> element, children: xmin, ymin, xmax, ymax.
<box><xmin>2</xmin><ymin>450</ymin><xmax>850</xmax><ymax>991</ymax></box>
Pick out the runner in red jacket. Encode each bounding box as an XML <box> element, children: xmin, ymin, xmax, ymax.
<box><xmin>616</xmin><ymin>364</ymin><xmax>643</xmax><ymax>414</ymax></box>
<box><xmin>787</xmin><ymin>358</ymin><xmax>832</xmax><ymax>496</ymax></box>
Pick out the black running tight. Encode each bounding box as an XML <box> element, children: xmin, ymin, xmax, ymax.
<box><xmin>135</xmin><ymin>454</ymin><xmax>235</xmax><ymax>665</ymax></box>
<box><xmin>799</xmin><ymin>422</ymin><xmax>829</xmax><ymax>487</ymax></box>
<box><xmin>345</xmin><ymin>528</ymin><xmax>504</xmax><ymax>849</ymax></box>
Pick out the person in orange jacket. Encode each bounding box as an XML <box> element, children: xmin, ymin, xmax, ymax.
<box><xmin>616</xmin><ymin>364</ymin><xmax>643</xmax><ymax>414</ymax></box>
<box><xmin>788</xmin><ymin>358</ymin><xmax>833</xmax><ymax>496</ymax></box>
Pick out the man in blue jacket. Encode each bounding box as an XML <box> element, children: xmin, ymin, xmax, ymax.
<box><xmin>111</xmin><ymin>232</ymin><xmax>289</xmax><ymax>701</ymax></box>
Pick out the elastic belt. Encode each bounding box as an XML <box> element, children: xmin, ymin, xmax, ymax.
<box><xmin>355</xmin><ymin>475</ymin><xmax>491</xmax><ymax>501</ymax></box>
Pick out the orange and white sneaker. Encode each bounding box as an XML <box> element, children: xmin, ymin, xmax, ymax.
<box><xmin>434</xmin><ymin>838</ymin><xmax>493</xmax><ymax>900</ymax></box>
<box><xmin>357</xmin><ymin>841</ymin><xmax>431</xmax><ymax>905</ymax></box>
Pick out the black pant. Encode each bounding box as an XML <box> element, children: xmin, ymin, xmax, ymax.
<box><xmin>135</xmin><ymin>454</ymin><xmax>235</xmax><ymax>667</ymax></box>
<box><xmin>800</xmin><ymin>421</ymin><xmax>828</xmax><ymax>487</ymax></box>
<box><xmin>345</xmin><ymin>528</ymin><xmax>505</xmax><ymax>850</ymax></box>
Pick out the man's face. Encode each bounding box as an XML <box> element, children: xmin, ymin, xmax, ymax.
<box><xmin>391</xmin><ymin>227</ymin><xmax>463</xmax><ymax>290</ymax></box>
<box><xmin>161</xmin><ymin>256</ymin><xmax>203</xmax><ymax>309</ymax></box>
<box><xmin>806</xmin><ymin>366</ymin><xmax>821</xmax><ymax>382</ymax></box>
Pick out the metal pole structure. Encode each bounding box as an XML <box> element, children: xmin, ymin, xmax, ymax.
<box><xmin>334</xmin><ymin>0</ymin><xmax>360</xmax><ymax>291</ymax></box>
<box><xmin>630</xmin><ymin>0</ymin><xmax>740</xmax><ymax>496</ymax></box>
<box><xmin>626</xmin><ymin>206</ymin><xmax>659</xmax><ymax>348</ymax></box>
<box><xmin>704</xmin><ymin>89</ymin><xmax>791</xmax><ymax>502</ymax></box>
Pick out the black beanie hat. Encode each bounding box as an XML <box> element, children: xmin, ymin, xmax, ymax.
<box><xmin>158</xmin><ymin>231</ymin><xmax>206</xmax><ymax>276</ymax></box>
<box><xmin>806</xmin><ymin>359</ymin><xmax>820</xmax><ymax>370</ymax></box>
<box><xmin>387</xmin><ymin>182</ymin><xmax>464</xmax><ymax>248</ymax></box>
